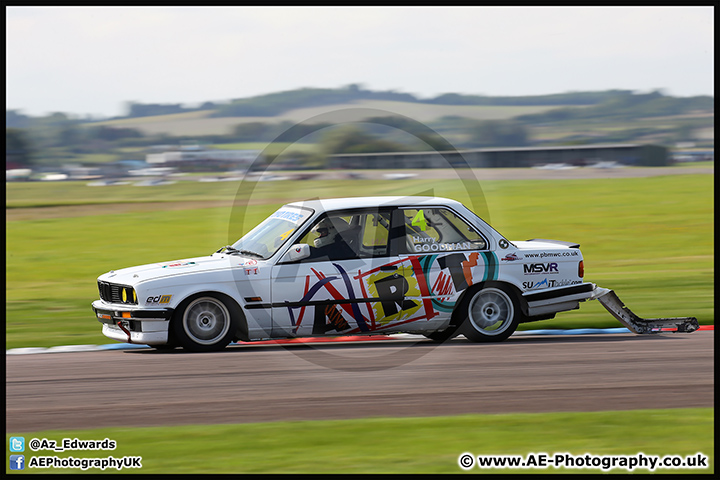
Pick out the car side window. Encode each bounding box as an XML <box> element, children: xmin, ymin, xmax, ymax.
<box><xmin>296</xmin><ymin>210</ymin><xmax>392</xmax><ymax>262</ymax></box>
<box><xmin>396</xmin><ymin>208</ymin><xmax>487</xmax><ymax>254</ymax></box>
<box><xmin>357</xmin><ymin>211</ymin><xmax>391</xmax><ymax>258</ymax></box>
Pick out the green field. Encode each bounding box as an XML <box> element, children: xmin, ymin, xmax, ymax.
<box><xmin>5</xmin><ymin>171</ymin><xmax>713</xmax><ymax>350</ymax></box>
<box><xmin>5</xmin><ymin>409</ymin><xmax>714</xmax><ymax>474</ymax></box>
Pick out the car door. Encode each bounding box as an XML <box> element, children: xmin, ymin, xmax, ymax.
<box><xmin>270</xmin><ymin>208</ymin><xmax>430</xmax><ymax>338</ymax></box>
<box><xmin>391</xmin><ymin>206</ymin><xmax>495</xmax><ymax>331</ymax></box>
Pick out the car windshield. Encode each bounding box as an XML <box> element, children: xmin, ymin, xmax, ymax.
<box><xmin>231</xmin><ymin>206</ymin><xmax>313</xmax><ymax>259</ymax></box>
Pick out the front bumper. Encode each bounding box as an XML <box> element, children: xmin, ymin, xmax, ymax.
<box><xmin>92</xmin><ymin>300</ymin><xmax>174</xmax><ymax>345</ymax></box>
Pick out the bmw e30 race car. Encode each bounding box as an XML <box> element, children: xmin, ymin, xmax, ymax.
<box><xmin>92</xmin><ymin>196</ymin><xmax>698</xmax><ymax>351</ymax></box>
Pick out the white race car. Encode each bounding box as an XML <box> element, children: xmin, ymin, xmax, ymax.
<box><xmin>92</xmin><ymin>196</ymin><xmax>698</xmax><ymax>351</ymax></box>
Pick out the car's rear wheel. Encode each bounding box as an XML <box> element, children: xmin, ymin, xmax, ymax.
<box><xmin>173</xmin><ymin>294</ymin><xmax>238</xmax><ymax>352</ymax></box>
<box><xmin>459</xmin><ymin>285</ymin><xmax>519</xmax><ymax>342</ymax></box>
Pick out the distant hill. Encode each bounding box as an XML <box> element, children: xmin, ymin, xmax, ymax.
<box><xmin>87</xmin><ymin>100</ymin><xmax>579</xmax><ymax>137</ymax></box>
<box><xmin>118</xmin><ymin>86</ymin><xmax>674</xmax><ymax>120</ymax></box>
<box><xmin>5</xmin><ymin>86</ymin><xmax>714</xmax><ymax>152</ymax></box>
<box><xmin>80</xmin><ymin>87</ymin><xmax>713</xmax><ymax>143</ymax></box>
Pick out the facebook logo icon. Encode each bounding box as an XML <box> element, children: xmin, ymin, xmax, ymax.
<box><xmin>10</xmin><ymin>455</ymin><xmax>25</xmax><ymax>470</ymax></box>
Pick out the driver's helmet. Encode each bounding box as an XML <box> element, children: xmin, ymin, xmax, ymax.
<box><xmin>313</xmin><ymin>217</ymin><xmax>349</xmax><ymax>248</ymax></box>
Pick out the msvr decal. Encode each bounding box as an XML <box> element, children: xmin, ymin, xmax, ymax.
<box><xmin>524</xmin><ymin>263</ymin><xmax>558</xmax><ymax>275</ymax></box>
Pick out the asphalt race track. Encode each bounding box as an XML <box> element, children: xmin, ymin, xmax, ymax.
<box><xmin>6</xmin><ymin>330</ymin><xmax>713</xmax><ymax>433</ymax></box>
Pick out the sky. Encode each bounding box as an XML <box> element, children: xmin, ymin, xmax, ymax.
<box><xmin>6</xmin><ymin>6</ymin><xmax>715</xmax><ymax>119</ymax></box>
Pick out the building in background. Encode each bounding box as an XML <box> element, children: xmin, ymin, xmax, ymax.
<box><xmin>328</xmin><ymin>144</ymin><xmax>671</xmax><ymax>170</ymax></box>
<box><xmin>146</xmin><ymin>144</ymin><xmax>259</xmax><ymax>172</ymax></box>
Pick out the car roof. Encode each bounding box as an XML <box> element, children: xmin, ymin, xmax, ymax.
<box><xmin>286</xmin><ymin>196</ymin><xmax>464</xmax><ymax>212</ymax></box>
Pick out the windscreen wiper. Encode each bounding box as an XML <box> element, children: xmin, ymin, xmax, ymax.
<box><xmin>216</xmin><ymin>245</ymin><xmax>264</xmax><ymax>258</ymax></box>
<box><xmin>216</xmin><ymin>245</ymin><xmax>241</xmax><ymax>254</ymax></box>
<box><xmin>238</xmin><ymin>249</ymin><xmax>264</xmax><ymax>258</ymax></box>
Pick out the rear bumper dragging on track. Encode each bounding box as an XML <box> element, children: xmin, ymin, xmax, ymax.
<box><xmin>590</xmin><ymin>287</ymin><xmax>699</xmax><ymax>334</ymax></box>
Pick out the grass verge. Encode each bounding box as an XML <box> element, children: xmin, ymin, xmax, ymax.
<box><xmin>5</xmin><ymin>408</ymin><xmax>713</xmax><ymax>474</ymax></box>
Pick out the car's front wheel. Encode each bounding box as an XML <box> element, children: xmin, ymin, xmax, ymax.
<box><xmin>172</xmin><ymin>294</ymin><xmax>238</xmax><ymax>352</ymax></box>
<box><xmin>459</xmin><ymin>285</ymin><xmax>519</xmax><ymax>342</ymax></box>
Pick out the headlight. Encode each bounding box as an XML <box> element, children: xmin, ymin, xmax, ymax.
<box><xmin>121</xmin><ymin>286</ymin><xmax>137</xmax><ymax>305</ymax></box>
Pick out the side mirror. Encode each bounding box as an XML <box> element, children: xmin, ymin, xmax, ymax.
<box><xmin>282</xmin><ymin>244</ymin><xmax>310</xmax><ymax>263</ymax></box>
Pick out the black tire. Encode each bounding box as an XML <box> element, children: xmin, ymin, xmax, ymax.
<box><xmin>172</xmin><ymin>293</ymin><xmax>239</xmax><ymax>352</ymax></box>
<box><xmin>458</xmin><ymin>285</ymin><xmax>520</xmax><ymax>342</ymax></box>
